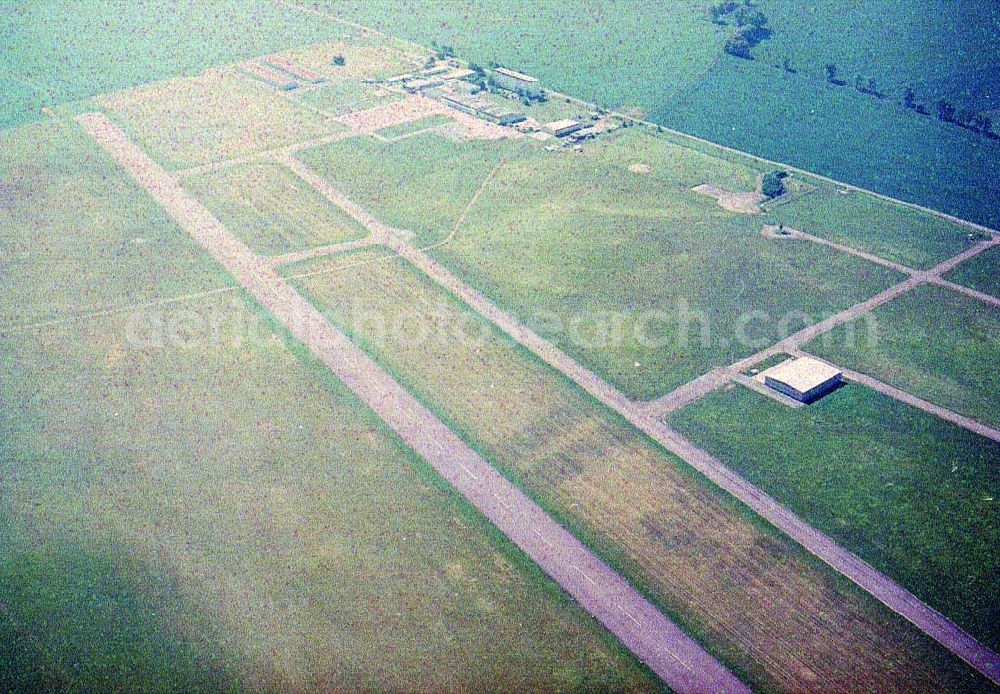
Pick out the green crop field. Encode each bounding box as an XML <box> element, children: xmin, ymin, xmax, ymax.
<box><xmin>287</xmin><ymin>248</ymin><xmax>982</xmax><ymax>693</ymax></box>
<box><xmin>181</xmin><ymin>161</ymin><xmax>367</xmax><ymax>256</ymax></box>
<box><xmin>751</xmin><ymin>0</ymin><xmax>1000</xmax><ymax>113</ymax></box>
<box><xmin>313</xmin><ymin>0</ymin><xmax>724</xmax><ymax>114</ymax></box>
<box><xmin>947</xmin><ymin>245</ymin><xmax>1000</xmax><ymax>299</ymax></box>
<box><xmin>770</xmin><ymin>187</ymin><xmax>975</xmax><ymax>269</ymax></box>
<box><xmin>0</xmin><ymin>0</ymin><xmax>360</xmax><ymax>130</ymax></box>
<box><xmin>653</xmin><ymin>56</ymin><xmax>1000</xmax><ymax>231</ymax></box>
<box><xmin>0</xmin><ymin>118</ymin><xmax>232</xmax><ymax>328</ymax></box>
<box><xmin>0</xmin><ymin>293</ymin><xmax>660</xmax><ymax>693</ymax></box>
<box><xmin>299</xmin><ymin>128</ymin><xmax>901</xmax><ymax>398</ymax></box>
<box><xmin>669</xmin><ymin>381</ymin><xmax>1000</xmax><ymax>652</ymax></box>
<box><xmin>805</xmin><ymin>284</ymin><xmax>1000</xmax><ymax>429</ymax></box>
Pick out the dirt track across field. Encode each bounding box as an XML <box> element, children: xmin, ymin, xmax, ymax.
<box><xmin>789</xmin><ymin>349</ymin><xmax>1000</xmax><ymax>443</ymax></box>
<box><xmin>76</xmin><ymin>111</ymin><xmax>748</xmax><ymax>694</ymax></box>
<box><xmin>382</xmin><ymin>238</ymin><xmax>1000</xmax><ymax>686</ymax></box>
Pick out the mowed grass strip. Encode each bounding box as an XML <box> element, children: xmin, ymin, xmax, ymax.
<box><xmin>182</xmin><ymin>161</ymin><xmax>367</xmax><ymax>256</ymax></box>
<box><xmin>947</xmin><ymin>244</ymin><xmax>1000</xmax><ymax>299</ymax></box>
<box><xmin>769</xmin><ymin>186</ymin><xmax>976</xmax><ymax>269</ymax></box>
<box><xmin>289</xmin><ymin>249</ymin><xmax>984</xmax><ymax>693</ymax></box>
<box><xmin>276</xmin><ymin>35</ymin><xmax>424</xmax><ymax>83</ymax></box>
<box><xmin>296</xmin><ymin>79</ymin><xmax>403</xmax><ymax>117</ymax></box>
<box><xmin>0</xmin><ymin>118</ymin><xmax>232</xmax><ymax>328</ymax></box>
<box><xmin>805</xmin><ymin>283</ymin><xmax>1000</xmax><ymax>428</ymax></box>
<box><xmin>97</xmin><ymin>68</ymin><xmax>343</xmax><ymax>170</ymax></box>
<box><xmin>0</xmin><ymin>292</ymin><xmax>660</xmax><ymax>693</ymax></box>
<box><xmin>375</xmin><ymin>114</ymin><xmax>453</xmax><ymax>140</ymax></box>
<box><xmin>669</xmin><ymin>382</ymin><xmax>1000</xmax><ymax>652</ymax></box>
<box><xmin>296</xmin><ymin>128</ymin><xmax>902</xmax><ymax>399</ymax></box>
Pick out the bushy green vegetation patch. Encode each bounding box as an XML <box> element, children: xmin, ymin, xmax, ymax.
<box><xmin>805</xmin><ymin>283</ymin><xmax>1000</xmax><ymax>428</ymax></box>
<box><xmin>669</xmin><ymin>381</ymin><xmax>1000</xmax><ymax>651</ymax></box>
<box><xmin>0</xmin><ymin>293</ymin><xmax>660</xmax><ymax>692</ymax></box>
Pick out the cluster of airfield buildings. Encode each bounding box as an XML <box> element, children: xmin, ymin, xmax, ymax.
<box><xmin>242</xmin><ymin>52</ymin><xmax>621</xmax><ymax>148</ymax></box>
<box><xmin>237</xmin><ymin>50</ymin><xmax>848</xmax><ymax>408</ymax></box>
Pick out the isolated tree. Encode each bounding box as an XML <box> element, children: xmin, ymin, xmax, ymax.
<box><xmin>936</xmin><ymin>98</ymin><xmax>956</xmax><ymax>122</ymax></box>
<box><xmin>902</xmin><ymin>87</ymin><xmax>916</xmax><ymax>109</ymax></box>
<box><xmin>824</xmin><ymin>63</ymin><xmax>839</xmax><ymax>83</ymax></box>
<box><xmin>782</xmin><ymin>56</ymin><xmax>794</xmax><ymax>73</ymax></box>
<box><xmin>331</xmin><ymin>54</ymin><xmax>346</xmax><ymax>67</ymax></box>
<box><xmin>761</xmin><ymin>171</ymin><xmax>787</xmax><ymax>198</ymax></box>
<box><xmin>867</xmin><ymin>77</ymin><xmax>879</xmax><ymax>96</ymax></box>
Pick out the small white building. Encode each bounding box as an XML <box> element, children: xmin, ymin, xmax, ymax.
<box><xmin>543</xmin><ymin>119</ymin><xmax>583</xmax><ymax>137</ymax></box>
<box><xmin>493</xmin><ymin>67</ymin><xmax>542</xmax><ymax>96</ymax></box>
<box><xmin>763</xmin><ymin>356</ymin><xmax>843</xmax><ymax>403</ymax></box>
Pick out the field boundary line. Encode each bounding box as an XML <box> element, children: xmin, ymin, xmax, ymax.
<box><xmin>0</xmin><ymin>286</ymin><xmax>240</xmax><ymax>335</ymax></box>
<box><xmin>267</xmin><ymin>236</ymin><xmax>378</xmax><ymax>268</ymax></box>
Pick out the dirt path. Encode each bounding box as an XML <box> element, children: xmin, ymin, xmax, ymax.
<box><xmin>762</xmin><ymin>224</ymin><xmax>917</xmax><ymax>275</ymax></box>
<box><xmin>932</xmin><ymin>278</ymin><xmax>1000</xmax><ymax>308</ymax></box>
<box><xmin>643</xmin><ymin>367</ymin><xmax>730</xmax><ymax>417</ymax></box>
<box><xmin>267</xmin><ymin>236</ymin><xmax>378</xmax><ymax>268</ymax></box>
<box><xmin>76</xmin><ymin>111</ymin><xmax>747</xmax><ymax>694</ymax></box>
<box><xmin>789</xmin><ymin>349</ymin><xmax>1000</xmax><ymax>443</ymax></box>
<box><xmin>731</xmin><ymin>238</ymin><xmax>1000</xmax><ymax>376</ymax></box>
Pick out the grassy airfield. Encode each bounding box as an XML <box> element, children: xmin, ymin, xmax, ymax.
<box><xmin>670</xmin><ymin>381</ymin><xmax>1000</xmax><ymax>653</ymax></box>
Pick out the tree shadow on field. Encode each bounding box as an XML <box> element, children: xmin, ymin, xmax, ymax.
<box><xmin>0</xmin><ymin>528</ymin><xmax>233</xmax><ymax>693</ymax></box>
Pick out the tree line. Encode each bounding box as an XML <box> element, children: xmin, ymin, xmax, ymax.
<box><xmin>710</xmin><ymin>1</ymin><xmax>998</xmax><ymax>143</ymax></box>
<box><xmin>824</xmin><ymin>62</ymin><xmax>996</xmax><ymax>139</ymax></box>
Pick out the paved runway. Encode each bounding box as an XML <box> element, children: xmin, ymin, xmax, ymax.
<box><xmin>77</xmin><ymin>111</ymin><xmax>749</xmax><ymax>694</ymax></box>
